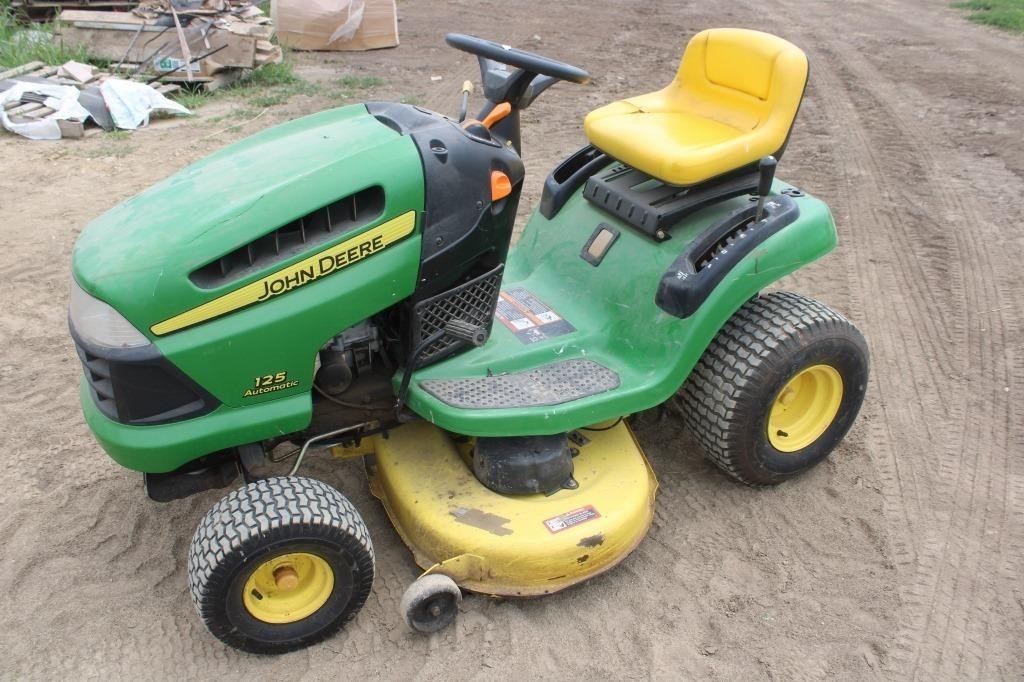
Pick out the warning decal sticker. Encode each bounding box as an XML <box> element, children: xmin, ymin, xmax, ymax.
<box><xmin>495</xmin><ymin>287</ymin><xmax>576</xmax><ymax>345</ymax></box>
<box><xmin>543</xmin><ymin>505</ymin><xmax>601</xmax><ymax>533</ymax></box>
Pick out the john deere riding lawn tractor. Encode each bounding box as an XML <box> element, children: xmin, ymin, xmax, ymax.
<box><xmin>69</xmin><ymin>28</ymin><xmax>868</xmax><ymax>653</ymax></box>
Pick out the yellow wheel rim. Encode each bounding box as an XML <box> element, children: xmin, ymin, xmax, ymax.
<box><xmin>242</xmin><ymin>552</ymin><xmax>334</xmax><ymax>624</ymax></box>
<box><xmin>768</xmin><ymin>364</ymin><xmax>844</xmax><ymax>453</ymax></box>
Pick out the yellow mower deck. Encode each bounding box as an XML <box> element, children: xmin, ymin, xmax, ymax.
<box><xmin>334</xmin><ymin>421</ymin><xmax>657</xmax><ymax>596</ymax></box>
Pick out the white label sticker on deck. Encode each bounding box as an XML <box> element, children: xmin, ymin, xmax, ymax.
<box><xmin>495</xmin><ymin>288</ymin><xmax>576</xmax><ymax>344</ymax></box>
<box><xmin>543</xmin><ymin>505</ymin><xmax>601</xmax><ymax>533</ymax></box>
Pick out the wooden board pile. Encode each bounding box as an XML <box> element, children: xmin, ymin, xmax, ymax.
<box><xmin>10</xmin><ymin>1</ymin><xmax>140</xmax><ymax>16</ymax></box>
<box><xmin>0</xmin><ymin>60</ymin><xmax>180</xmax><ymax>138</ymax></box>
<box><xmin>58</xmin><ymin>0</ymin><xmax>282</xmax><ymax>88</ymax></box>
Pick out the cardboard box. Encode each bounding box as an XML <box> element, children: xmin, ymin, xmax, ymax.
<box><xmin>272</xmin><ymin>0</ymin><xmax>398</xmax><ymax>51</ymax></box>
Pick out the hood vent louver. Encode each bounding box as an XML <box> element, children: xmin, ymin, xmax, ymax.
<box><xmin>189</xmin><ymin>185</ymin><xmax>386</xmax><ymax>289</ymax></box>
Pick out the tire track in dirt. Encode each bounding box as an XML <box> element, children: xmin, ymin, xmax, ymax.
<box><xmin>615</xmin><ymin>6</ymin><xmax>900</xmax><ymax>678</ymax></box>
<box><xmin>819</xmin><ymin>46</ymin><xmax>1020</xmax><ymax>682</ymax></box>
<box><xmin>767</xmin><ymin>0</ymin><xmax>1024</xmax><ymax>677</ymax></box>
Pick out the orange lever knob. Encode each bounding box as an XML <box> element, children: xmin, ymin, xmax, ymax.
<box><xmin>491</xmin><ymin>171</ymin><xmax>512</xmax><ymax>201</ymax></box>
<box><xmin>481</xmin><ymin>102</ymin><xmax>512</xmax><ymax>129</ymax></box>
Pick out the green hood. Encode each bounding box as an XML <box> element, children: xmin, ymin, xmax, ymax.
<box><xmin>72</xmin><ymin>103</ymin><xmax>424</xmax><ymax>336</ymax></box>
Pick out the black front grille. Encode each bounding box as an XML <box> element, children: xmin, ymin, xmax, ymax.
<box><xmin>72</xmin><ymin>329</ymin><xmax>219</xmax><ymax>426</ymax></box>
<box><xmin>411</xmin><ymin>264</ymin><xmax>503</xmax><ymax>367</ymax></box>
<box><xmin>77</xmin><ymin>347</ymin><xmax>118</xmax><ymax>420</ymax></box>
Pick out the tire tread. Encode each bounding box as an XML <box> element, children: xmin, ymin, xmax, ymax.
<box><xmin>680</xmin><ymin>292</ymin><xmax>863</xmax><ymax>485</ymax></box>
<box><xmin>187</xmin><ymin>476</ymin><xmax>374</xmax><ymax>653</ymax></box>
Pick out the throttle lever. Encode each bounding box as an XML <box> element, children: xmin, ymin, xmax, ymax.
<box><xmin>458</xmin><ymin>80</ymin><xmax>473</xmax><ymax>122</ymax></box>
<box><xmin>755</xmin><ymin>156</ymin><xmax>778</xmax><ymax>222</ymax></box>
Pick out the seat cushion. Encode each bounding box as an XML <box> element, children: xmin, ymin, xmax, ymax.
<box><xmin>583</xmin><ymin>28</ymin><xmax>808</xmax><ymax>187</ymax></box>
<box><xmin>584</xmin><ymin>99</ymin><xmax>748</xmax><ymax>186</ymax></box>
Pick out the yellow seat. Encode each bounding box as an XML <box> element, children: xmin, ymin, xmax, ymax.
<box><xmin>584</xmin><ymin>28</ymin><xmax>808</xmax><ymax>186</ymax></box>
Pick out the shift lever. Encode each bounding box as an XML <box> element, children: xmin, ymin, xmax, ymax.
<box><xmin>755</xmin><ymin>156</ymin><xmax>777</xmax><ymax>222</ymax></box>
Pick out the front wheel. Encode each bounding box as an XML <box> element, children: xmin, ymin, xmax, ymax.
<box><xmin>679</xmin><ymin>292</ymin><xmax>869</xmax><ymax>485</ymax></box>
<box><xmin>187</xmin><ymin>476</ymin><xmax>374</xmax><ymax>654</ymax></box>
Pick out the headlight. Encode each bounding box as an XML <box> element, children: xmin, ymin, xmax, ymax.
<box><xmin>69</xmin><ymin>278</ymin><xmax>150</xmax><ymax>348</ymax></box>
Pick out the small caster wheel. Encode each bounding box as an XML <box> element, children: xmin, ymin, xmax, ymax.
<box><xmin>400</xmin><ymin>573</ymin><xmax>462</xmax><ymax>633</ymax></box>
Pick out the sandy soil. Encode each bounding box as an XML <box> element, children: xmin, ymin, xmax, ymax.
<box><xmin>1</xmin><ymin>0</ymin><xmax>1022</xmax><ymax>678</ymax></box>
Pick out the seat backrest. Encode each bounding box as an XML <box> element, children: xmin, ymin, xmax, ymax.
<box><xmin>674</xmin><ymin>28</ymin><xmax>808</xmax><ymax>154</ymax></box>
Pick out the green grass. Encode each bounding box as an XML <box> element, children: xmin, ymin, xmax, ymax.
<box><xmin>953</xmin><ymin>0</ymin><xmax>1024</xmax><ymax>32</ymax></box>
<box><xmin>174</xmin><ymin>89</ymin><xmax>213</xmax><ymax>111</ymax></box>
<box><xmin>336</xmin><ymin>75</ymin><xmax>385</xmax><ymax>90</ymax></box>
<box><xmin>0</xmin><ymin>5</ymin><xmax>93</xmax><ymax>68</ymax></box>
<box><xmin>240</xmin><ymin>61</ymin><xmax>303</xmax><ymax>87</ymax></box>
<box><xmin>78</xmin><ymin>131</ymin><xmax>135</xmax><ymax>158</ymax></box>
<box><xmin>246</xmin><ymin>91</ymin><xmax>292</xmax><ymax>107</ymax></box>
<box><xmin>177</xmin><ymin>61</ymin><xmax>325</xmax><ymax>113</ymax></box>
<box><xmin>201</xmin><ymin>107</ymin><xmax>263</xmax><ymax>125</ymax></box>
<box><xmin>332</xmin><ymin>74</ymin><xmax>386</xmax><ymax>101</ymax></box>
<box><xmin>155</xmin><ymin>58</ymin><xmax>339</xmax><ymax>121</ymax></box>
<box><xmin>229</xmin><ymin>60</ymin><xmax>321</xmax><ymax>106</ymax></box>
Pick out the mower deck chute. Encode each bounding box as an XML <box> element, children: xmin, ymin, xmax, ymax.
<box><xmin>354</xmin><ymin>420</ymin><xmax>657</xmax><ymax>596</ymax></box>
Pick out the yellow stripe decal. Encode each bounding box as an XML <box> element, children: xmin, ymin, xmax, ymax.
<box><xmin>151</xmin><ymin>211</ymin><xmax>417</xmax><ymax>336</ymax></box>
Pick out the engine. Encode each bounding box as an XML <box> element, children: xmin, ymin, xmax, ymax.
<box><xmin>301</xmin><ymin>317</ymin><xmax>398</xmax><ymax>438</ymax></box>
<box><xmin>315</xmin><ymin>320</ymin><xmax>382</xmax><ymax>396</ymax></box>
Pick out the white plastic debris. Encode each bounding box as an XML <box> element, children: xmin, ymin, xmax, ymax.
<box><xmin>0</xmin><ymin>81</ymin><xmax>91</xmax><ymax>140</ymax></box>
<box><xmin>327</xmin><ymin>0</ymin><xmax>365</xmax><ymax>44</ymax></box>
<box><xmin>99</xmin><ymin>78</ymin><xmax>191</xmax><ymax>130</ymax></box>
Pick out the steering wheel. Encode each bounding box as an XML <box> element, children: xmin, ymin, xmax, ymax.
<box><xmin>445</xmin><ymin>33</ymin><xmax>591</xmax><ymax>84</ymax></box>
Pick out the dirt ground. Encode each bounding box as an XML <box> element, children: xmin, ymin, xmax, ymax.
<box><xmin>1</xmin><ymin>0</ymin><xmax>1022</xmax><ymax>678</ymax></box>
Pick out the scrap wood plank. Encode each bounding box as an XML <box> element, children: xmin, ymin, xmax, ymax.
<box><xmin>28</xmin><ymin>66</ymin><xmax>61</xmax><ymax>78</ymax></box>
<box><xmin>58</xmin><ymin>26</ymin><xmax>172</xmax><ymax>63</ymax></box>
<box><xmin>14</xmin><ymin>1</ymin><xmax>139</xmax><ymax>7</ymax></box>
<box><xmin>0</xmin><ymin>62</ymin><xmax>45</xmax><ymax>80</ymax></box>
<box><xmin>5</xmin><ymin>101</ymin><xmax>48</xmax><ymax>116</ymax></box>
<box><xmin>108</xmin><ymin>63</ymin><xmax>213</xmax><ymax>84</ymax></box>
<box><xmin>64</xmin><ymin>19</ymin><xmax>165</xmax><ymax>31</ymax></box>
<box><xmin>25</xmin><ymin>106</ymin><xmax>57</xmax><ymax>119</ymax></box>
<box><xmin>59</xmin><ymin>9</ymin><xmax>150</xmax><ymax>25</ymax></box>
<box><xmin>61</xmin><ymin>23</ymin><xmax>257</xmax><ymax>69</ymax></box>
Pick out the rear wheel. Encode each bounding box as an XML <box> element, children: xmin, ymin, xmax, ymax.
<box><xmin>680</xmin><ymin>292</ymin><xmax>869</xmax><ymax>485</ymax></box>
<box><xmin>187</xmin><ymin>476</ymin><xmax>374</xmax><ymax>654</ymax></box>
